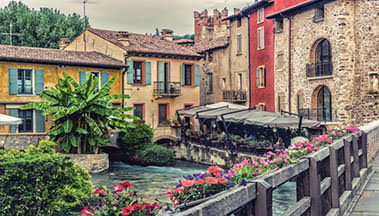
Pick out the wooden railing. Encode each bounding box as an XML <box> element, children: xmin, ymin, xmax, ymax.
<box><xmin>177</xmin><ymin>129</ymin><xmax>374</xmax><ymax>216</ymax></box>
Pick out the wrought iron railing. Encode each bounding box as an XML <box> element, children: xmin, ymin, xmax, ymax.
<box><xmin>222</xmin><ymin>90</ymin><xmax>247</xmax><ymax>102</ymax></box>
<box><xmin>306</xmin><ymin>62</ymin><xmax>332</xmax><ymax>78</ymax></box>
<box><xmin>298</xmin><ymin>108</ymin><xmax>333</xmax><ymax>122</ymax></box>
<box><xmin>153</xmin><ymin>81</ymin><xmax>181</xmax><ymax>96</ymax></box>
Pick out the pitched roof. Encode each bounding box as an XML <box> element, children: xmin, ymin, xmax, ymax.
<box><xmin>0</xmin><ymin>45</ymin><xmax>126</xmax><ymax>69</ymax></box>
<box><xmin>192</xmin><ymin>36</ymin><xmax>230</xmax><ymax>53</ymax></box>
<box><xmin>174</xmin><ymin>39</ymin><xmax>194</xmax><ymax>44</ymax></box>
<box><xmin>87</xmin><ymin>28</ymin><xmax>201</xmax><ymax>59</ymax></box>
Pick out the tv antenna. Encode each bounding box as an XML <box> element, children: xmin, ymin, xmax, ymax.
<box><xmin>1</xmin><ymin>23</ymin><xmax>22</xmax><ymax>45</ymax></box>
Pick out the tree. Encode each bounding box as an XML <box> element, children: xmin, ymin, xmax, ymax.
<box><xmin>173</xmin><ymin>34</ymin><xmax>194</xmax><ymax>41</ymax></box>
<box><xmin>21</xmin><ymin>73</ymin><xmax>137</xmax><ymax>154</ymax></box>
<box><xmin>154</xmin><ymin>27</ymin><xmax>160</xmax><ymax>36</ymax></box>
<box><xmin>0</xmin><ymin>1</ymin><xmax>89</xmax><ymax>48</ymax></box>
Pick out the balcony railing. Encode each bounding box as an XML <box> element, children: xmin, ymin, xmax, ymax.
<box><xmin>298</xmin><ymin>108</ymin><xmax>333</xmax><ymax>122</ymax></box>
<box><xmin>306</xmin><ymin>62</ymin><xmax>332</xmax><ymax>78</ymax></box>
<box><xmin>153</xmin><ymin>81</ymin><xmax>181</xmax><ymax>96</ymax></box>
<box><xmin>223</xmin><ymin>90</ymin><xmax>247</xmax><ymax>102</ymax></box>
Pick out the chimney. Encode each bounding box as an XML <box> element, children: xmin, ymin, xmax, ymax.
<box><xmin>59</xmin><ymin>38</ymin><xmax>70</xmax><ymax>50</ymax></box>
<box><xmin>161</xmin><ymin>29</ymin><xmax>174</xmax><ymax>41</ymax></box>
<box><xmin>116</xmin><ymin>31</ymin><xmax>130</xmax><ymax>47</ymax></box>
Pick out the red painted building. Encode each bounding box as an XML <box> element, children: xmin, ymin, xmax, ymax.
<box><xmin>242</xmin><ymin>0</ymin><xmax>308</xmax><ymax>112</ymax></box>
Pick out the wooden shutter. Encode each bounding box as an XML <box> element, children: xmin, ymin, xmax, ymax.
<box><xmin>256</xmin><ymin>68</ymin><xmax>259</xmax><ymax>87</ymax></box>
<box><xmin>145</xmin><ymin>61</ymin><xmax>151</xmax><ymax>85</ymax></box>
<box><xmin>35</xmin><ymin>110</ymin><xmax>45</xmax><ymax>133</ymax></box>
<box><xmin>126</xmin><ymin>60</ymin><xmax>134</xmax><ymax>84</ymax></box>
<box><xmin>181</xmin><ymin>64</ymin><xmax>185</xmax><ymax>85</ymax></box>
<box><xmin>158</xmin><ymin>62</ymin><xmax>165</xmax><ymax>82</ymax></box>
<box><xmin>35</xmin><ymin>69</ymin><xmax>44</xmax><ymax>95</ymax></box>
<box><xmin>79</xmin><ymin>71</ymin><xmax>87</xmax><ymax>84</ymax></box>
<box><xmin>9</xmin><ymin>109</ymin><xmax>18</xmax><ymax>133</ymax></box>
<box><xmin>262</xmin><ymin>67</ymin><xmax>266</xmax><ymax>87</ymax></box>
<box><xmin>8</xmin><ymin>68</ymin><xmax>18</xmax><ymax>95</ymax></box>
<box><xmin>194</xmin><ymin>64</ymin><xmax>200</xmax><ymax>86</ymax></box>
<box><xmin>101</xmin><ymin>72</ymin><xmax>109</xmax><ymax>87</ymax></box>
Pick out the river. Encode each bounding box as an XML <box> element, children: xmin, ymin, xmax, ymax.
<box><xmin>91</xmin><ymin>161</ymin><xmax>296</xmax><ymax>215</ymax></box>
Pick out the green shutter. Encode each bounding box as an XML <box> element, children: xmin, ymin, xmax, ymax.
<box><xmin>181</xmin><ymin>64</ymin><xmax>185</xmax><ymax>85</ymax></box>
<box><xmin>194</xmin><ymin>64</ymin><xmax>200</xmax><ymax>86</ymax></box>
<box><xmin>158</xmin><ymin>62</ymin><xmax>165</xmax><ymax>82</ymax></box>
<box><xmin>35</xmin><ymin>69</ymin><xmax>44</xmax><ymax>95</ymax></box>
<box><xmin>127</xmin><ymin>60</ymin><xmax>134</xmax><ymax>84</ymax></box>
<box><xmin>79</xmin><ymin>71</ymin><xmax>87</xmax><ymax>84</ymax></box>
<box><xmin>101</xmin><ymin>72</ymin><xmax>109</xmax><ymax>87</ymax></box>
<box><xmin>256</xmin><ymin>68</ymin><xmax>259</xmax><ymax>87</ymax></box>
<box><xmin>35</xmin><ymin>110</ymin><xmax>45</xmax><ymax>133</ymax></box>
<box><xmin>9</xmin><ymin>109</ymin><xmax>18</xmax><ymax>133</ymax></box>
<box><xmin>145</xmin><ymin>61</ymin><xmax>151</xmax><ymax>85</ymax></box>
<box><xmin>262</xmin><ymin>67</ymin><xmax>266</xmax><ymax>87</ymax></box>
<box><xmin>8</xmin><ymin>68</ymin><xmax>18</xmax><ymax>95</ymax></box>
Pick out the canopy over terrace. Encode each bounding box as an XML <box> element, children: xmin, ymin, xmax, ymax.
<box><xmin>176</xmin><ymin>102</ymin><xmax>248</xmax><ymax>118</ymax></box>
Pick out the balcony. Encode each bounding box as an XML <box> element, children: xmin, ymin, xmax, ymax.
<box><xmin>153</xmin><ymin>81</ymin><xmax>181</xmax><ymax>97</ymax></box>
<box><xmin>298</xmin><ymin>108</ymin><xmax>332</xmax><ymax>122</ymax></box>
<box><xmin>223</xmin><ymin>90</ymin><xmax>247</xmax><ymax>103</ymax></box>
<box><xmin>306</xmin><ymin>62</ymin><xmax>332</xmax><ymax>78</ymax></box>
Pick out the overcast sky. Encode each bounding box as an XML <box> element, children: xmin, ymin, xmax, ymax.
<box><xmin>0</xmin><ymin>0</ymin><xmax>252</xmax><ymax>35</ymax></box>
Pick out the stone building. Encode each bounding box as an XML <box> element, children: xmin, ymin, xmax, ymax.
<box><xmin>268</xmin><ymin>0</ymin><xmax>378</xmax><ymax>126</ymax></box>
<box><xmin>64</xmin><ymin>28</ymin><xmax>202</xmax><ymax>141</ymax></box>
<box><xmin>194</xmin><ymin>8</ymin><xmax>229</xmax><ymax>43</ymax></box>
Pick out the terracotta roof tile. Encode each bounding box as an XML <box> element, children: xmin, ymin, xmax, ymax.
<box><xmin>192</xmin><ymin>36</ymin><xmax>230</xmax><ymax>53</ymax></box>
<box><xmin>174</xmin><ymin>39</ymin><xmax>194</xmax><ymax>44</ymax></box>
<box><xmin>0</xmin><ymin>45</ymin><xmax>125</xmax><ymax>69</ymax></box>
<box><xmin>88</xmin><ymin>28</ymin><xmax>201</xmax><ymax>59</ymax></box>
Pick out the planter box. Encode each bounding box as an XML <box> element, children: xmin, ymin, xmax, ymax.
<box><xmin>63</xmin><ymin>153</ymin><xmax>109</xmax><ymax>174</ymax></box>
<box><xmin>176</xmin><ymin>188</ymin><xmax>231</xmax><ymax>211</ymax></box>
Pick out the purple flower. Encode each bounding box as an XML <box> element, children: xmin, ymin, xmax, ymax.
<box><xmin>225</xmin><ymin>176</ymin><xmax>231</xmax><ymax>181</ymax></box>
<box><xmin>176</xmin><ymin>183</ymin><xmax>183</xmax><ymax>189</ymax></box>
<box><xmin>198</xmin><ymin>173</ymin><xmax>207</xmax><ymax>179</ymax></box>
<box><xmin>184</xmin><ymin>175</ymin><xmax>194</xmax><ymax>180</ymax></box>
<box><xmin>241</xmin><ymin>179</ymin><xmax>247</xmax><ymax>186</ymax></box>
<box><xmin>165</xmin><ymin>206</ymin><xmax>172</xmax><ymax>212</ymax></box>
<box><xmin>228</xmin><ymin>183</ymin><xmax>234</xmax><ymax>188</ymax></box>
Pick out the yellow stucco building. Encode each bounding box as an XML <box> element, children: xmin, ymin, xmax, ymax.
<box><xmin>64</xmin><ymin>28</ymin><xmax>202</xmax><ymax>141</ymax></box>
<box><xmin>0</xmin><ymin>45</ymin><xmax>125</xmax><ymax>134</ymax></box>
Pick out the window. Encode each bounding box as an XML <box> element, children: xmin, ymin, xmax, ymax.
<box><xmin>315</xmin><ymin>39</ymin><xmax>332</xmax><ymax>76</ymax></box>
<box><xmin>237</xmin><ymin>18</ymin><xmax>242</xmax><ymax>27</ymax></box>
<box><xmin>313</xmin><ymin>6</ymin><xmax>324</xmax><ymax>22</ymax></box>
<box><xmin>222</xmin><ymin>78</ymin><xmax>226</xmax><ymax>89</ymax></box>
<box><xmin>278</xmin><ymin>96</ymin><xmax>285</xmax><ymax>112</ymax></box>
<box><xmin>275</xmin><ymin>17</ymin><xmax>283</xmax><ymax>33</ymax></box>
<box><xmin>256</xmin><ymin>66</ymin><xmax>266</xmax><ymax>88</ymax></box>
<box><xmin>317</xmin><ymin>86</ymin><xmax>332</xmax><ymax>121</ymax></box>
<box><xmin>208</xmin><ymin>73</ymin><xmax>213</xmax><ymax>92</ymax></box>
<box><xmin>258</xmin><ymin>103</ymin><xmax>266</xmax><ymax>111</ymax></box>
<box><xmin>237</xmin><ymin>35</ymin><xmax>242</xmax><ymax>55</ymax></box>
<box><xmin>17</xmin><ymin>69</ymin><xmax>33</xmax><ymax>94</ymax></box>
<box><xmin>238</xmin><ymin>73</ymin><xmax>242</xmax><ymax>90</ymax></box>
<box><xmin>133</xmin><ymin>61</ymin><xmax>143</xmax><ymax>84</ymax></box>
<box><xmin>18</xmin><ymin>110</ymin><xmax>33</xmax><ymax>133</ymax></box>
<box><xmin>258</xmin><ymin>8</ymin><xmax>264</xmax><ymax>23</ymax></box>
<box><xmin>297</xmin><ymin>94</ymin><xmax>303</xmax><ymax>111</ymax></box>
<box><xmin>133</xmin><ymin>104</ymin><xmax>144</xmax><ymax>120</ymax></box>
<box><xmin>277</xmin><ymin>53</ymin><xmax>284</xmax><ymax>70</ymax></box>
<box><xmin>258</xmin><ymin>27</ymin><xmax>264</xmax><ymax>50</ymax></box>
<box><xmin>158</xmin><ymin>104</ymin><xmax>168</xmax><ymax>125</ymax></box>
<box><xmin>184</xmin><ymin>64</ymin><xmax>193</xmax><ymax>86</ymax></box>
<box><xmin>208</xmin><ymin>52</ymin><xmax>213</xmax><ymax>62</ymax></box>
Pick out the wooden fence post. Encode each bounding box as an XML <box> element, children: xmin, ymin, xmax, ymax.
<box><xmin>296</xmin><ymin>170</ymin><xmax>311</xmax><ymax>216</ymax></box>
<box><xmin>344</xmin><ymin>138</ymin><xmax>352</xmax><ymax>190</ymax></box>
<box><xmin>360</xmin><ymin>132</ymin><xmax>368</xmax><ymax>169</ymax></box>
<box><xmin>352</xmin><ymin>135</ymin><xmax>360</xmax><ymax>178</ymax></box>
<box><xmin>309</xmin><ymin>157</ymin><xmax>322</xmax><ymax>216</ymax></box>
<box><xmin>329</xmin><ymin>145</ymin><xmax>339</xmax><ymax>208</ymax></box>
<box><xmin>254</xmin><ymin>180</ymin><xmax>272</xmax><ymax>216</ymax></box>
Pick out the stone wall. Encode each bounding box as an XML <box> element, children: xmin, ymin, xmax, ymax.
<box><xmin>64</xmin><ymin>153</ymin><xmax>109</xmax><ymax>173</ymax></box>
<box><xmin>0</xmin><ymin>134</ymin><xmax>48</xmax><ymax>151</ymax></box>
<box><xmin>360</xmin><ymin>120</ymin><xmax>379</xmax><ymax>164</ymax></box>
<box><xmin>170</xmin><ymin>142</ymin><xmax>262</xmax><ymax>167</ymax></box>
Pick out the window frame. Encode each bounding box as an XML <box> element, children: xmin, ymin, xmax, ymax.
<box><xmin>133</xmin><ymin>103</ymin><xmax>145</xmax><ymax>121</ymax></box>
<box><xmin>207</xmin><ymin>73</ymin><xmax>213</xmax><ymax>93</ymax></box>
<box><xmin>133</xmin><ymin>61</ymin><xmax>145</xmax><ymax>85</ymax></box>
<box><xmin>274</xmin><ymin>17</ymin><xmax>283</xmax><ymax>33</ymax></box>
<box><xmin>184</xmin><ymin>64</ymin><xmax>194</xmax><ymax>86</ymax></box>
<box><xmin>257</xmin><ymin>8</ymin><xmax>264</xmax><ymax>24</ymax></box>
<box><xmin>313</xmin><ymin>6</ymin><xmax>324</xmax><ymax>23</ymax></box>
<box><xmin>237</xmin><ymin>18</ymin><xmax>242</xmax><ymax>27</ymax></box>
<box><xmin>18</xmin><ymin>109</ymin><xmax>34</xmax><ymax>133</ymax></box>
<box><xmin>277</xmin><ymin>53</ymin><xmax>284</xmax><ymax>70</ymax></box>
<box><xmin>315</xmin><ymin>39</ymin><xmax>332</xmax><ymax>77</ymax></box>
<box><xmin>258</xmin><ymin>27</ymin><xmax>264</xmax><ymax>50</ymax></box>
<box><xmin>158</xmin><ymin>103</ymin><xmax>169</xmax><ymax>126</ymax></box>
<box><xmin>17</xmin><ymin>69</ymin><xmax>34</xmax><ymax>95</ymax></box>
<box><xmin>237</xmin><ymin>34</ymin><xmax>242</xmax><ymax>55</ymax></box>
<box><xmin>257</xmin><ymin>66</ymin><xmax>266</xmax><ymax>88</ymax></box>
<box><xmin>258</xmin><ymin>103</ymin><xmax>266</xmax><ymax>111</ymax></box>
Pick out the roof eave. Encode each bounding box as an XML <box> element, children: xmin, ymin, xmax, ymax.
<box><xmin>126</xmin><ymin>51</ymin><xmax>202</xmax><ymax>60</ymax></box>
<box><xmin>242</xmin><ymin>0</ymin><xmax>274</xmax><ymax>15</ymax></box>
<box><xmin>266</xmin><ymin>0</ymin><xmax>334</xmax><ymax>19</ymax></box>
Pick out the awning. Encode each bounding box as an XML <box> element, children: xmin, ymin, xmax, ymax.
<box><xmin>177</xmin><ymin>102</ymin><xmax>247</xmax><ymax>118</ymax></box>
<box><xmin>0</xmin><ymin>114</ymin><xmax>23</xmax><ymax>125</ymax></box>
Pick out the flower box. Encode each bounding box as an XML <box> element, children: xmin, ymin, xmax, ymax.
<box><xmin>175</xmin><ymin>188</ymin><xmax>230</xmax><ymax>211</ymax></box>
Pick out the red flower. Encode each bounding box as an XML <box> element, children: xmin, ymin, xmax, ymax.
<box><xmin>181</xmin><ymin>180</ymin><xmax>195</xmax><ymax>187</ymax></box>
<box><xmin>121</xmin><ymin>181</ymin><xmax>133</xmax><ymax>189</ymax></box>
<box><xmin>80</xmin><ymin>206</ymin><xmax>93</xmax><ymax>216</ymax></box>
<box><xmin>165</xmin><ymin>187</ymin><xmax>172</xmax><ymax>195</ymax></box>
<box><xmin>218</xmin><ymin>178</ymin><xmax>226</xmax><ymax>183</ymax></box>
<box><xmin>113</xmin><ymin>184</ymin><xmax>123</xmax><ymax>192</ymax></box>
<box><xmin>153</xmin><ymin>204</ymin><xmax>162</xmax><ymax>210</ymax></box>
<box><xmin>173</xmin><ymin>187</ymin><xmax>184</xmax><ymax>193</ymax></box>
<box><xmin>93</xmin><ymin>186</ymin><xmax>103</xmax><ymax>195</ymax></box>
<box><xmin>144</xmin><ymin>202</ymin><xmax>155</xmax><ymax>210</ymax></box>
<box><xmin>133</xmin><ymin>204</ymin><xmax>145</xmax><ymax>210</ymax></box>
<box><xmin>121</xmin><ymin>206</ymin><xmax>134</xmax><ymax>215</ymax></box>
<box><xmin>196</xmin><ymin>179</ymin><xmax>205</xmax><ymax>185</ymax></box>
<box><xmin>207</xmin><ymin>166</ymin><xmax>224</xmax><ymax>178</ymax></box>
<box><xmin>205</xmin><ymin>177</ymin><xmax>218</xmax><ymax>185</ymax></box>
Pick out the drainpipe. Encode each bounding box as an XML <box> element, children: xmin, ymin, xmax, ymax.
<box><xmin>123</xmin><ymin>53</ymin><xmax>130</xmax><ymax>108</ymax></box>
<box><xmin>247</xmin><ymin>14</ymin><xmax>251</xmax><ymax>108</ymax></box>
<box><xmin>286</xmin><ymin>15</ymin><xmax>293</xmax><ymax>112</ymax></box>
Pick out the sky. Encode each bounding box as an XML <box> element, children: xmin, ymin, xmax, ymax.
<box><xmin>0</xmin><ymin>0</ymin><xmax>252</xmax><ymax>35</ymax></box>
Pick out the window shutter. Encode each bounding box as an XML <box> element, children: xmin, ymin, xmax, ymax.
<box><xmin>79</xmin><ymin>71</ymin><xmax>87</xmax><ymax>84</ymax></box>
<box><xmin>145</xmin><ymin>61</ymin><xmax>151</xmax><ymax>85</ymax></box>
<box><xmin>256</xmin><ymin>68</ymin><xmax>259</xmax><ymax>87</ymax></box>
<box><xmin>35</xmin><ymin>110</ymin><xmax>45</xmax><ymax>133</ymax></box>
<box><xmin>8</xmin><ymin>68</ymin><xmax>18</xmax><ymax>95</ymax></box>
<box><xmin>181</xmin><ymin>64</ymin><xmax>185</xmax><ymax>85</ymax></box>
<box><xmin>9</xmin><ymin>109</ymin><xmax>18</xmax><ymax>133</ymax></box>
<box><xmin>101</xmin><ymin>72</ymin><xmax>109</xmax><ymax>87</ymax></box>
<box><xmin>158</xmin><ymin>62</ymin><xmax>165</xmax><ymax>82</ymax></box>
<box><xmin>194</xmin><ymin>64</ymin><xmax>200</xmax><ymax>86</ymax></box>
<box><xmin>126</xmin><ymin>60</ymin><xmax>134</xmax><ymax>84</ymax></box>
<box><xmin>262</xmin><ymin>67</ymin><xmax>266</xmax><ymax>87</ymax></box>
<box><xmin>35</xmin><ymin>69</ymin><xmax>44</xmax><ymax>95</ymax></box>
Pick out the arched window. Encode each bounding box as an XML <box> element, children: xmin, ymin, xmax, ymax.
<box><xmin>315</xmin><ymin>39</ymin><xmax>332</xmax><ymax>76</ymax></box>
<box><xmin>317</xmin><ymin>86</ymin><xmax>332</xmax><ymax>121</ymax></box>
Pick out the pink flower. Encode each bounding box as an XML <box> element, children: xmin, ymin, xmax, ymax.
<box><xmin>182</xmin><ymin>180</ymin><xmax>195</xmax><ymax>187</ymax></box>
<box><xmin>80</xmin><ymin>206</ymin><xmax>93</xmax><ymax>216</ymax></box>
<box><xmin>121</xmin><ymin>206</ymin><xmax>134</xmax><ymax>215</ymax></box>
<box><xmin>113</xmin><ymin>184</ymin><xmax>123</xmax><ymax>192</ymax></box>
<box><xmin>121</xmin><ymin>181</ymin><xmax>133</xmax><ymax>189</ymax></box>
<box><xmin>205</xmin><ymin>177</ymin><xmax>218</xmax><ymax>184</ymax></box>
<box><xmin>93</xmin><ymin>186</ymin><xmax>103</xmax><ymax>195</ymax></box>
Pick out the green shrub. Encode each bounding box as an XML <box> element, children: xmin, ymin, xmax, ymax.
<box><xmin>0</xmin><ymin>140</ymin><xmax>93</xmax><ymax>215</ymax></box>
<box><xmin>120</xmin><ymin>122</ymin><xmax>154</xmax><ymax>154</ymax></box>
<box><xmin>139</xmin><ymin>144</ymin><xmax>175</xmax><ymax>166</ymax></box>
